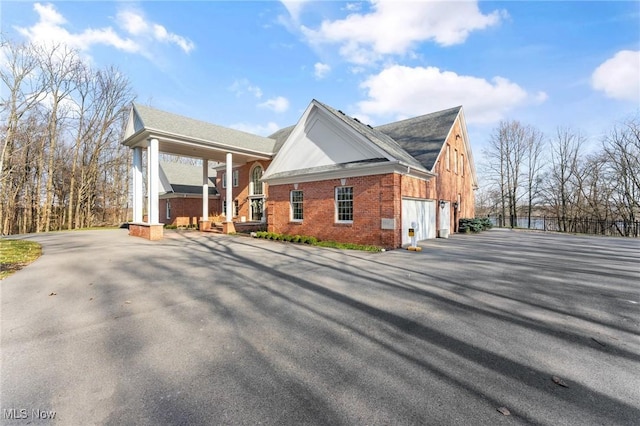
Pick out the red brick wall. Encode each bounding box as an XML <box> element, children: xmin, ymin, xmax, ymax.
<box><xmin>129</xmin><ymin>223</ymin><xmax>163</xmax><ymax>240</ymax></box>
<box><xmin>401</xmin><ymin>174</ymin><xmax>435</xmax><ymax>199</ymax></box>
<box><xmin>215</xmin><ymin>160</ymin><xmax>272</xmax><ymax>221</ymax></box>
<box><xmin>431</xmin><ymin>117</ymin><xmax>476</xmax><ymax>231</ymax></box>
<box><xmin>160</xmin><ymin>197</ymin><xmax>220</xmax><ymax>227</ymax></box>
<box><xmin>267</xmin><ymin>174</ymin><xmax>401</xmax><ymax>248</ymax></box>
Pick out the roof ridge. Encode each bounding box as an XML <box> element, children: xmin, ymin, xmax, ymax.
<box><xmin>376</xmin><ymin>105</ymin><xmax>461</xmax><ymax>128</ymax></box>
<box><xmin>133</xmin><ymin>103</ymin><xmax>275</xmax><ymax>142</ymax></box>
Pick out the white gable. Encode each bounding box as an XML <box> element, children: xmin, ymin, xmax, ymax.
<box><xmin>264</xmin><ymin>102</ymin><xmax>384</xmax><ymax>178</ymax></box>
<box><xmin>158</xmin><ymin>165</ymin><xmax>173</xmax><ymax>194</ymax></box>
<box><xmin>123</xmin><ymin>106</ymin><xmax>144</xmax><ymax>140</ymax></box>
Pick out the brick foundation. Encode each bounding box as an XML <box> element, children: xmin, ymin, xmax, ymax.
<box><xmin>129</xmin><ymin>223</ymin><xmax>164</xmax><ymax>241</ymax></box>
<box><xmin>222</xmin><ymin>222</ymin><xmax>236</xmax><ymax>234</ymax></box>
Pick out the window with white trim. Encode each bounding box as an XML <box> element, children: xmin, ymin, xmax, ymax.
<box><xmin>454</xmin><ymin>149</ymin><xmax>458</xmax><ymax>174</ymax></box>
<box><xmin>250</xmin><ymin>166</ymin><xmax>263</xmax><ymax>195</ymax></box>
<box><xmin>446</xmin><ymin>145</ymin><xmax>450</xmax><ymax>171</ymax></box>
<box><xmin>290</xmin><ymin>190</ymin><xmax>303</xmax><ymax>221</ymax></box>
<box><xmin>233</xmin><ymin>170</ymin><xmax>239</xmax><ymax>187</ymax></box>
<box><xmin>166</xmin><ymin>200</ymin><xmax>171</xmax><ymax>220</ymax></box>
<box><xmin>223</xmin><ymin>200</ymin><xmax>239</xmax><ymax>217</ymax></box>
<box><xmin>335</xmin><ymin>186</ymin><xmax>353</xmax><ymax>223</ymax></box>
<box><xmin>222</xmin><ymin>172</ymin><xmax>226</xmax><ymax>189</ymax></box>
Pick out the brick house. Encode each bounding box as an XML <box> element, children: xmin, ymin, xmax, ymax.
<box><xmin>123</xmin><ymin>100</ymin><xmax>477</xmax><ymax>246</ymax></box>
<box><xmin>262</xmin><ymin>100</ymin><xmax>477</xmax><ymax>248</ymax></box>
<box><xmin>158</xmin><ymin>161</ymin><xmax>219</xmax><ymax>227</ymax></box>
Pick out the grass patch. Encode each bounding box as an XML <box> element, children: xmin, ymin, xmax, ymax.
<box><xmin>0</xmin><ymin>239</ymin><xmax>42</xmax><ymax>280</ymax></box>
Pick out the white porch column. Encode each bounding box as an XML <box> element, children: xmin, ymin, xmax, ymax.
<box><xmin>202</xmin><ymin>159</ymin><xmax>209</xmax><ymax>220</ymax></box>
<box><xmin>132</xmin><ymin>147</ymin><xmax>143</xmax><ymax>223</ymax></box>
<box><xmin>147</xmin><ymin>138</ymin><xmax>159</xmax><ymax>224</ymax></box>
<box><xmin>225</xmin><ymin>152</ymin><xmax>232</xmax><ymax>223</ymax></box>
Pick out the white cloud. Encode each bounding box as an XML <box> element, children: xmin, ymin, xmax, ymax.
<box><xmin>356</xmin><ymin>65</ymin><xmax>544</xmax><ymax>124</ymax></box>
<box><xmin>14</xmin><ymin>3</ymin><xmax>194</xmax><ymax>56</ymax></box>
<box><xmin>258</xmin><ymin>96</ymin><xmax>290</xmax><ymax>113</ymax></box>
<box><xmin>591</xmin><ymin>50</ymin><xmax>640</xmax><ymax>102</ymax></box>
<box><xmin>152</xmin><ymin>24</ymin><xmax>194</xmax><ymax>53</ymax></box>
<box><xmin>229</xmin><ymin>121</ymin><xmax>281</xmax><ymax>137</ymax></box>
<box><xmin>15</xmin><ymin>3</ymin><xmax>139</xmax><ymax>53</ymax></box>
<box><xmin>280</xmin><ymin>0</ymin><xmax>312</xmax><ymax>23</ymax></box>
<box><xmin>118</xmin><ymin>9</ymin><xmax>149</xmax><ymax>36</ymax></box>
<box><xmin>314</xmin><ymin>62</ymin><xmax>331</xmax><ymax>79</ymax></box>
<box><xmin>301</xmin><ymin>0</ymin><xmax>505</xmax><ymax>64</ymax></box>
<box><xmin>116</xmin><ymin>8</ymin><xmax>195</xmax><ymax>53</ymax></box>
<box><xmin>344</xmin><ymin>3</ymin><xmax>362</xmax><ymax>12</ymax></box>
<box><xmin>228</xmin><ymin>79</ymin><xmax>263</xmax><ymax>98</ymax></box>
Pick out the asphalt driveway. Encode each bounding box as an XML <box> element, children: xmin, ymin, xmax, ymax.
<box><xmin>1</xmin><ymin>229</ymin><xmax>639</xmax><ymax>425</ymax></box>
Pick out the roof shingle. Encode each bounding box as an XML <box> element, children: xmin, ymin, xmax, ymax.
<box><xmin>134</xmin><ymin>104</ymin><xmax>277</xmax><ymax>154</ymax></box>
<box><xmin>376</xmin><ymin>106</ymin><xmax>461</xmax><ymax>171</ymax></box>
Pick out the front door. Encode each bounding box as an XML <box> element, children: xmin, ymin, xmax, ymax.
<box><xmin>250</xmin><ymin>198</ymin><xmax>264</xmax><ymax>222</ymax></box>
<box><xmin>439</xmin><ymin>201</ymin><xmax>450</xmax><ymax>237</ymax></box>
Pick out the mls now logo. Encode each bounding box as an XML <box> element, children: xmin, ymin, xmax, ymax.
<box><xmin>2</xmin><ymin>408</ymin><xmax>56</xmax><ymax>420</ymax></box>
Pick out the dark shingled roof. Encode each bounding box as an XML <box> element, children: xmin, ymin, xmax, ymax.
<box><xmin>375</xmin><ymin>106</ymin><xmax>461</xmax><ymax>171</ymax></box>
<box><xmin>267</xmin><ymin>102</ymin><xmax>461</xmax><ymax>173</ymax></box>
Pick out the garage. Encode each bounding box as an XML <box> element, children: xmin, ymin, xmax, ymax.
<box><xmin>401</xmin><ymin>198</ymin><xmax>436</xmax><ymax>245</ymax></box>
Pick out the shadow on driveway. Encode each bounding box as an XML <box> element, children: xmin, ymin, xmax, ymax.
<box><xmin>1</xmin><ymin>229</ymin><xmax>638</xmax><ymax>425</ymax></box>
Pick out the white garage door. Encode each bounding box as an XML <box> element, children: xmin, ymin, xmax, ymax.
<box><xmin>402</xmin><ymin>198</ymin><xmax>436</xmax><ymax>245</ymax></box>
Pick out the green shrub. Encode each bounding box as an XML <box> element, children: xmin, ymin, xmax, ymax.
<box><xmin>252</xmin><ymin>231</ymin><xmax>382</xmax><ymax>251</ymax></box>
<box><xmin>459</xmin><ymin>217</ymin><xmax>492</xmax><ymax>233</ymax></box>
<box><xmin>478</xmin><ymin>217</ymin><xmax>493</xmax><ymax>230</ymax></box>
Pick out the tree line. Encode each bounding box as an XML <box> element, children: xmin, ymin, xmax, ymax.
<box><xmin>1</xmin><ymin>37</ymin><xmax>134</xmax><ymax>235</ymax></box>
<box><xmin>477</xmin><ymin>116</ymin><xmax>640</xmax><ymax>236</ymax></box>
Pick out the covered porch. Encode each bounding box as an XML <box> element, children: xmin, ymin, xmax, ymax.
<box><xmin>121</xmin><ymin>104</ymin><xmax>275</xmax><ymax>240</ymax></box>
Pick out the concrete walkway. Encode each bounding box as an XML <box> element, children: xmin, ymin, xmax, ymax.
<box><xmin>1</xmin><ymin>229</ymin><xmax>639</xmax><ymax>425</ymax></box>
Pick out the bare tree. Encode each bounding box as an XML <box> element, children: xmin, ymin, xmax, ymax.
<box><xmin>1</xmin><ymin>38</ymin><xmax>134</xmax><ymax>235</ymax></box>
<box><xmin>602</xmin><ymin>117</ymin><xmax>640</xmax><ymax>235</ymax></box>
<box><xmin>544</xmin><ymin>127</ymin><xmax>583</xmax><ymax>231</ymax></box>
<box><xmin>482</xmin><ymin>120</ymin><xmax>544</xmax><ymax>227</ymax></box>
<box><xmin>525</xmin><ymin>127</ymin><xmax>545</xmax><ymax>228</ymax></box>
<box><xmin>0</xmin><ymin>38</ymin><xmax>46</xmax><ymax>234</ymax></box>
<box><xmin>575</xmin><ymin>152</ymin><xmax>612</xmax><ymax>221</ymax></box>
<box><xmin>35</xmin><ymin>43</ymin><xmax>81</xmax><ymax>232</ymax></box>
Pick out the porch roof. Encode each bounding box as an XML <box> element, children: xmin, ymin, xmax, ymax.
<box><xmin>122</xmin><ymin>103</ymin><xmax>276</xmax><ymax>164</ymax></box>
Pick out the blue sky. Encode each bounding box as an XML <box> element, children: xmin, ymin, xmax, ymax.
<box><xmin>3</xmin><ymin>1</ymin><xmax>639</xmax><ymax>154</ymax></box>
